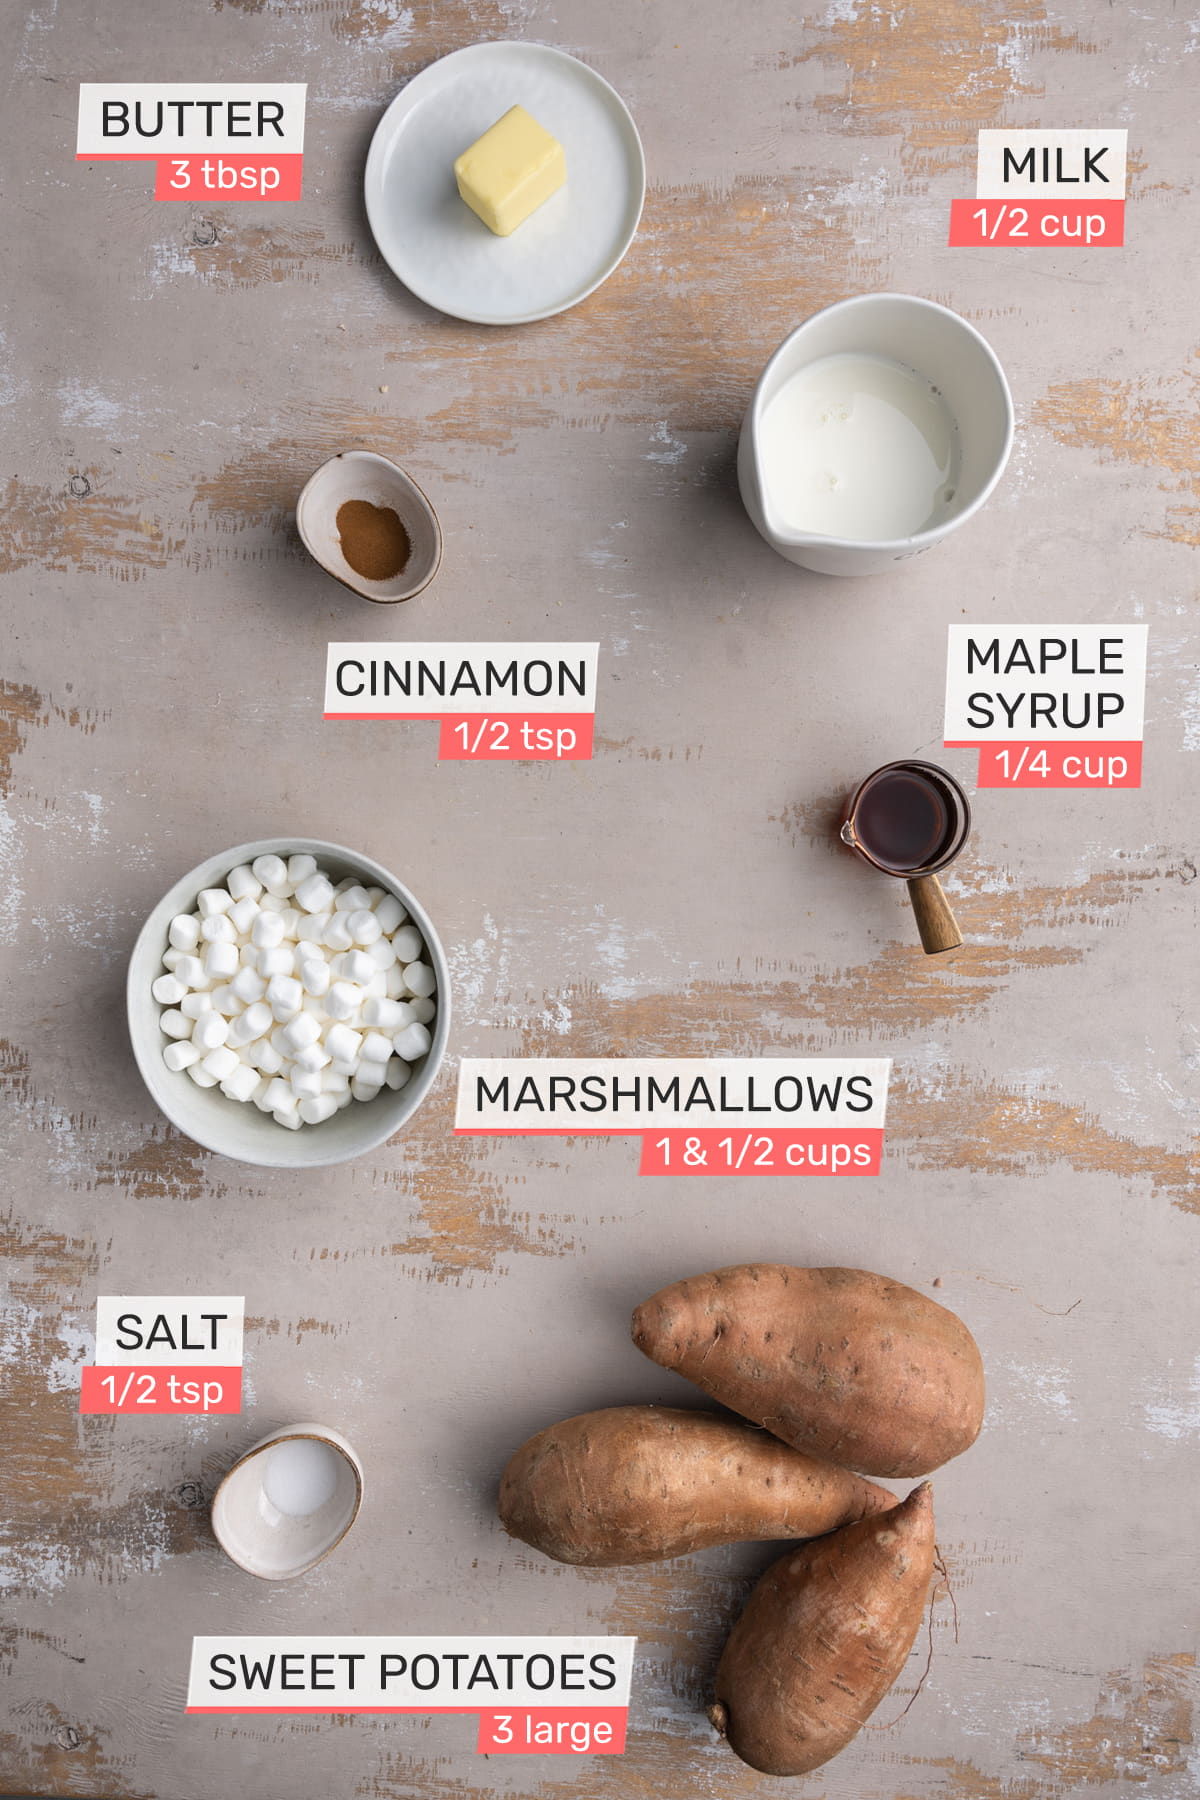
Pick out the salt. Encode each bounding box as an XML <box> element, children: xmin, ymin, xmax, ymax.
<box><xmin>263</xmin><ymin>1437</ymin><xmax>340</xmax><ymax>1517</ymax></box>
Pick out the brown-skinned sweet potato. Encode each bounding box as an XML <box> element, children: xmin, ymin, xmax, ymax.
<box><xmin>498</xmin><ymin>1405</ymin><xmax>897</xmax><ymax>1565</ymax></box>
<box><xmin>632</xmin><ymin>1264</ymin><xmax>984</xmax><ymax>1477</ymax></box>
<box><xmin>708</xmin><ymin>1480</ymin><xmax>935</xmax><ymax>1775</ymax></box>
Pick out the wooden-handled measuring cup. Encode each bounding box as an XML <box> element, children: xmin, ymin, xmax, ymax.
<box><xmin>839</xmin><ymin>760</ymin><xmax>971</xmax><ymax>955</ymax></box>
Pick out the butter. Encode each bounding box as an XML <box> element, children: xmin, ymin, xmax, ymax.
<box><xmin>454</xmin><ymin>105</ymin><xmax>566</xmax><ymax>237</ymax></box>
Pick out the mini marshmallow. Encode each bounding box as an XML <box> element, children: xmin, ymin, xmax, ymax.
<box><xmin>366</xmin><ymin>937</ymin><xmax>397</xmax><ymax>970</ymax></box>
<box><xmin>329</xmin><ymin>1057</ymin><xmax>360</xmax><ymax>1078</ymax></box>
<box><xmin>192</xmin><ymin>1012</ymin><xmax>230</xmax><ymax>1052</ymax></box>
<box><xmin>201</xmin><ymin>913</ymin><xmax>236</xmax><ymax>944</ymax></box>
<box><xmin>359</xmin><ymin>1031</ymin><xmax>394</xmax><ymax>1064</ymax></box>
<box><xmin>228</xmin><ymin>896</ymin><xmax>260</xmax><ymax>935</ymax></box>
<box><xmin>351</xmin><ymin>1075</ymin><xmax>383</xmax><ymax>1102</ymax></box>
<box><xmin>168</xmin><ymin>913</ymin><xmax>201</xmax><ymax>951</ymax></box>
<box><xmin>291</xmin><ymin>1042</ymin><xmax>332</xmax><ymax>1073</ymax></box>
<box><xmin>230</xmin><ymin>965</ymin><xmax>267</xmax><ymax>1004</ymax></box>
<box><xmin>393</xmin><ymin>1021</ymin><xmax>432</xmax><ymax>1062</ymax></box>
<box><xmin>204</xmin><ymin>941</ymin><xmax>240</xmax><ymax>981</ymax></box>
<box><xmin>181</xmin><ymin>992</ymin><xmax>214</xmax><ymax>1020</ymax></box>
<box><xmin>348</xmin><ymin>909</ymin><xmax>382</xmax><ymax>946</ymax></box>
<box><xmin>253</xmin><ymin>1042</ymin><xmax>284</xmax><ymax>1077</ymax></box>
<box><xmin>362</xmin><ymin>997</ymin><xmax>415</xmax><ymax>1031</ymax></box>
<box><xmin>281</xmin><ymin>1012</ymin><xmax>321</xmax><ymax>1053</ymax></box>
<box><xmin>409</xmin><ymin>996</ymin><xmax>436</xmax><ymax>1025</ymax></box>
<box><xmin>339</xmin><ymin>948</ymin><xmax>375</xmax><ymax>986</ymax></box>
<box><xmin>323</xmin><ymin>913</ymin><xmax>354</xmax><ymax>952</ymax></box>
<box><xmin>201</xmin><ymin>1045</ymin><xmax>240</xmax><ymax>1082</ymax></box>
<box><xmin>257</xmin><ymin>945</ymin><xmax>294</xmax><ymax>979</ymax></box>
<box><xmin>230</xmin><ymin>1001</ymin><xmax>272</xmax><ymax>1046</ymax></box>
<box><xmin>152</xmin><ymin>974</ymin><xmax>187</xmax><ymax>1006</ymax></box>
<box><xmin>326</xmin><ymin>981</ymin><xmax>364</xmax><ymax>1022</ymax></box>
<box><xmin>162</xmin><ymin>948</ymin><xmax>186</xmax><ymax>972</ymax></box>
<box><xmin>163</xmin><ymin>1040</ymin><xmax>201</xmax><ymax>1072</ymax></box>
<box><xmin>294</xmin><ymin>873</ymin><xmax>335</xmax><ymax>914</ymax></box>
<box><xmin>385</xmin><ymin>1056</ymin><xmax>411</xmax><ymax>1090</ymax></box>
<box><xmin>173</xmin><ymin>953</ymin><xmax>208</xmax><ymax>990</ymax></box>
<box><xmin>198</xmin><ymin>886</ymin><xmax>235</xmax><ymax>918</ymax></box>
<box><xmin>188</xmin><ymin>1063</ymin><xmax>220</xmax><ymax>1087</ymax></box>
<box><xmin>334</xmin><ymin>884</ymin><xmax>373</xmax><ymax>914</ymax></box>
<box><xmin>252</xmin><ymin>910</ymin><xmax>286</xmax><ymax>949</ymax></box>
<box><xmin>384</xmin><ymin>965</ymin><xmax>407</xmax><ymax>998</ymax></box>
<box><xmin>364</xmin><ymin>972</ymin><xmax>387</xmax><ymax>1000</ymax></box>
<box><xmin>266</xmin><ymin>975</ymin><xmax>304</xmax><ymax>1021</ymax></box>
<box><xmin>325</xmin><ymin>1023</ymin><xmax>363</xmax><ymax>1065</ymax></box>
<box><xmin>322</xmin><ymin>1070</ymin><xmax>351</xmax><ymax>1095</ymax></box>
<box><xmin>375</xmin><ymin>894</ymin><xmax>407</xmax><ymax>934</ymax></box>
<box><xmin>289</xmin><ymin>1068</ymin><xmax>325</xmax><ymax>1101</ymax></box>
<box><xmin>160</xmin><ymin>1010</ymin><xmax>192</xmax><ymax>1040</ymax></box>
<box><xmin>277</xmin><ymin>908</ymin><xmax>301</xmax><ymax>940</ymax></box>
<box><xmin>299</xmin><ymin>1093</ymin><xmax>338</xmax><ymax>1125</ymax></box>
<box><xmin>258</xmin><ymin>893</ymin><xmax>287</xmax><ymax>914</ymax></box>
<box><xmin>274</xmin><ymin>1109</ymin><xmax>303</xmax><ymax>1129</ymax></box>
<box><xmin>264</xmin><ymin>1077</ymin><xmax>297</xmax><ymax>1113</ymax></box>
<box><xmin>221</xmin><ymin>1063</ymin><xmax>262</xmax><ymax>1103</ymax></box>
<box><xmin>226</xmin><ymin>863</ymin><xmax>263</xmax><ymax>902</ymax></box>
<box><xmin>209</xmin><ymin>984</ymin><xmax>243</xmax><ymax>1016</ymax></box>
<box><xmin>297</xmin><ymin>911</ymin><xmax>331</xmax><ymax>943</ymax></box>
<box><xmin>287</xmin><ymin>853</ymin><xmax>318</xmax><ymax>886</ymax></box>
<box><xmin>300</xmin><ymin>958</ymin><xmax>331</xmax><ymax>997</ymax></box>
<box><xmin>403</xmin><ymin>961</ymin><xmax>436</xmax><ymax>998</ymax></box>
<box><xmin>252</xmin><ymin>853</ymin><xmax>291</xmax><ymax>895</ymax></box>
<box><xmin>391</xmin><ymin>925</ymin><xmax>424</xmax><ymax>963</ymax></box>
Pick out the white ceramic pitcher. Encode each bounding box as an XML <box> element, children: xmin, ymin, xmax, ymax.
<box><xmin>737</xmin><ymin>294</ymin><xmax>1013</xmax><ymax>577</ymax></box>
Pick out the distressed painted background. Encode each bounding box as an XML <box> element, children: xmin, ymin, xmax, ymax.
<box><xmin>2</xmin><ymin>0</ymin><xmax>1198</xmax><ymax>1795</ymax></box>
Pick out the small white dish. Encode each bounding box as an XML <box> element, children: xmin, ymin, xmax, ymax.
<box><xmin>296</xmin><ymin>451</ymin><xmax>442</xmax><ymax>604</ymax></box>
<box><xmin>126</xmin><ymin>836</ymin><xmax>451</xmax><ymax>1170</ymax></box>
<box><xmin>364</xmin><ymin>42</ymin><xmax>645</xmax><ymax>326</ymax></box>
<box><xmin>211</xmin><ymin>1424</ymin><xmax>363</xmax><ymax>1580</ymax></box>
<box><xmin>737</xmin><ymin>294</ymin><xmax>1014</xmax><ymax>577</ymax></box>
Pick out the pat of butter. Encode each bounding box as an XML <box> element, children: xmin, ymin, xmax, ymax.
<box><xmin>454</xmin><ymin>105</ymin><xmax>566</xmax><ymax>237</ymax></box>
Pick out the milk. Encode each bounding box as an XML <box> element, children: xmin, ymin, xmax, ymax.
<box><xmin>758</xmin><ymin>352</ymin><xmax>960</xmax><ymax>542</ymax></box>
<box><xmin>263</xmin><ymin>1437</ymin><xmax>340</xmax><ymax>1517</ymax></box>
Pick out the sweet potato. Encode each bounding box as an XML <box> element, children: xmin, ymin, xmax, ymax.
<box><xmin>498</xmin><ymin>1405</ymin><xmax>896</xmax><ymax>1566</ymax></box>
<box><xmin>632</xmin><ymin>1264</ymin><xmax>984</xmax><ymax>1477</ymax></box>
<box><xmin>708</xmin><ymin>1481</ymin><xmax>935</xmax><ymax>1776</ymax></box>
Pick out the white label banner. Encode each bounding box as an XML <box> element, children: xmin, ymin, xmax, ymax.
<box><xmin>77</xmin><ymin>85</ymin><xmax>306</xmax><ymax>155</ymax></box>
<box><xmin>95</xmin><ymin>1296</ymin><xmax>244</xmax><ymax>1366</ymax></box>
<box><xmin>944</xmin><ymin>624</ymin><xmax>1147</xmax><ymax>742</ymax></box>
<box><xmin>186</xmin><ymin>1637</ymin><xmax>636</xmax><ymax>1711</ymax></box>
<box><xmin>976</xmin><ymin>129</ymin><xmax>1127</xmax><ymax>199</ymax></box>
<box><xmin>325</xmin><ymin>644</ymin><xmax>600</xmax><ymax>716</ymax></box>
<box><xmin>456</xmin><ymin>1059</ymin><xmax>890</xmax><ymax>1132</ymax></box>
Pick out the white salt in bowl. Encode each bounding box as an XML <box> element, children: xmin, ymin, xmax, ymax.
<box><xmin>296</xmin><ymin>450</ymin><xmax>442</xmax><ymax>603</ymax></box>
<box><xmin>211</xmin><ymin>1423</ymin><xmax>363</xmax><ymax>1580</ymax></box>
<box><xmin>126</xmin><ymin>836</ymin><xmax>451</xmax><ymax>1169</ymax></box>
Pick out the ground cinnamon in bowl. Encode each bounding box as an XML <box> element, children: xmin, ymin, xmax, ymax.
<box><xmin>336</xmin><ymin>499</ymin><xmax>411</xmax><ymax>582</ymax></box>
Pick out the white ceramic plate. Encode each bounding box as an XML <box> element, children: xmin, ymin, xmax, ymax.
<box><xmin>364</xmin><ymin>42</ymin><xmax>645</xmax><ymax>325</ymax></box>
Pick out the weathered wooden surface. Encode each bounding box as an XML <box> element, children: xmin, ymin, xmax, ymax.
<box><xmin>2</xmin><ymin>0</ymin><xmax>1197</xmax><ymax>1795</ymax></box>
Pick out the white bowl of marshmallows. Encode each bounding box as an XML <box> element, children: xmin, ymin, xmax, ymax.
<box><xmin>127</xmin><ymin>838</ymin><xmax>450</xmax><ymax>1168</ymax></box>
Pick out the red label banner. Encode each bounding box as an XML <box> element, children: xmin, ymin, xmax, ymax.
<box><xmin>80</xmin><ymin>1365</ymin><xmax>242</xmax><ymax>1414</ymax></box>
<box><xmin>948</xmin><ymin>198</ymin><xmax>1124</xmax><ymax>246</ymax></box>
<box><xmin>964</xmin><ymin>741</ymin><xmax>1143</xmax><ymax>788</ymax></box>
<box><xmin>477</xmin><ymin>1708</ymin><xmax>628</xmax><ymax>1755</ymax></box>
<box><xmin>639</xmin><ymin>1128</ymin><xmax>884</xmax><ymax>1176</ymax></box>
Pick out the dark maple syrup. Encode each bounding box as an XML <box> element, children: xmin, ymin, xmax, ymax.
<box><xmin>851</xmin><ymin>765</ymin><xmax>963</xmax><ymax>874</ymax></box>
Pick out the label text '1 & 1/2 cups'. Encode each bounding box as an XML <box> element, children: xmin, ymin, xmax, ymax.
<box><xmin>455</xmin><ymin>1058</ymin><xmax>891</xmax><ymax>1175</ymax></box>
<box><xmin>943</xmin><ymin>624</ymin><xmax>1148</xmax><ymax>790</ymax></box>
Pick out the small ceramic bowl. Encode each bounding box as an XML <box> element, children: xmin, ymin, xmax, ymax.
<box><xmin>296</xmin><ymin>450</ymin><xmax>442</xmax><ymax>603</ymax></box>
<box><xmin>211</xmin><ymin>1423</ymin><xmax>363</xmax><ymax>1580</ymax></box>
<box><xmin>127</xmin><ymin>836</ymin><xmax>451</xmax><ymax>1169</ymax></box>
